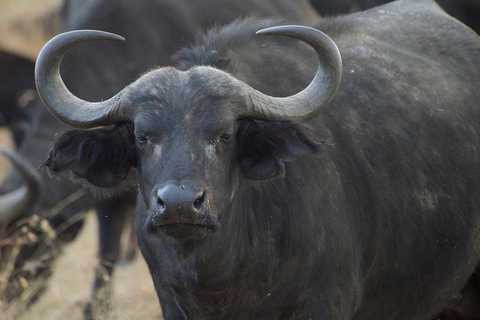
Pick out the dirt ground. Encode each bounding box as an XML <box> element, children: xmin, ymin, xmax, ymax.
<box><xmin>0</xmin><ymin>0</ymin><xmax>162</xmax><ymax>319</ymax></box>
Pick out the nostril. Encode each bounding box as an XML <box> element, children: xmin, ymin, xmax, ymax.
<box><xmin>156</xmin><ymin>196</ymin><xmax>165</xmax><ymax>210</ymax></box>
<box><xmin>194</xmin><ymin>192</ymin><xmax>206</xmax><ymax>210</ymax></box>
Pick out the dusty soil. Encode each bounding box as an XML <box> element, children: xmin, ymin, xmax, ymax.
<box><xmin>0</xmin><ymin>0</ymin><xmax>162</xmax><ymax>318</ymax></box>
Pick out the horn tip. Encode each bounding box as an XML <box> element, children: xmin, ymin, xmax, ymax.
<box><xmin>255</xmin><ymin>27</ymin><xmax>275</xmax><ymax>36</ymax></box>
<box><xmin>255</xmin><ymin>25</ymin><xmax>297</xmax><ymax>36</ymax></box>
<box><xmin>256</xmin><ymin>25</ymin><xmax>322</xmax><ymax>37</ymax></box>
<box><xmin>113</xmin><ymin>34</ymin><xmax>125</xmax><ymax>42</ymax></box>
<box><xmin>92</xmin><ymin>30</ymin><xmax>125</xmax><ymax>42</ymax></box>
<box><xmin>68</xmin><ymin>29</ymin><xmax>125</xmax><ymax>42</ymax></box>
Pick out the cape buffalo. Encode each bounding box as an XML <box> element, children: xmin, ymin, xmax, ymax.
<box><xmin>37</xmin><ymin>0</ymin><xmax>480</xmax><ymax>318</ymax></box>
<box><xmin>1</xmin><ymin>0</ymin><xmax>318</xmax><ymax>318</ymax></box>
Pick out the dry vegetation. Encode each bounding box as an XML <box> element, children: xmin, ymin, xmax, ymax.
<box><xmin>0</xmin><ymin>0</ymin><xmax>162</xmax><ymax>318</ymax></box>
<box><xmin>1</xmin><ymin>214</ymin><xmax>162</xmax><ymax>320</ymax></box>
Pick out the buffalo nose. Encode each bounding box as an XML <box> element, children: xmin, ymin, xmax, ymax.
<box><xmin>155</xmin><ymin>183</ymin><xmax>206</xmax><ymax>214</ymax></box>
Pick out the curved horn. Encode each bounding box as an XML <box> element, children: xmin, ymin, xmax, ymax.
<box><xmin>0</xmin><ymin>147</ymin><xmax>42</xmax><ymax>223</ymax></box>
<box><xmin>242</xmin><ymin>25</ymin><xmax>342</xmax><ymax>122</ymax></box>
<box><xmin>35</xmin><ymin>30</ymin><xmax>129</xmax><ymax>128</ymax></box>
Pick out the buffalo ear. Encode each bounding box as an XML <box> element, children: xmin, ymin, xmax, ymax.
<box><xmin>43</xmin><ymin>122</ymin><xmax>136</xmax><ymax>188</ymax></box>
<box><xmin>238</xmin><ymin>120</ymin><xmax>322</xmax><ymax>180</ymax></box>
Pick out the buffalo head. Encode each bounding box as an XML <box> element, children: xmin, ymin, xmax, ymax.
<box><xmin>37</xmin><ymin>26</ymin><xmax>342</xmax><ymax>241</ymax></box>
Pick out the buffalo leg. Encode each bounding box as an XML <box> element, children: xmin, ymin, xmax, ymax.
<box><xmin>83</xmin><ymin>193</ymin><xmax>136</xmax><ymax>320</ymax></box>
<box><xmin>119</xmin><ymin>208</ymin><xmax>137</xmax><ymax>264</ymax></box>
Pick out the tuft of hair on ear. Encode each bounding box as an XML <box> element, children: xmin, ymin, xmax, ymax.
<box><xmin>237</xmin><ymin>119</ymin><xmax>331</xmax><ymax>180</ymax></box>
<box><xmin>42</xmin><ymin>122</ymin><xmax>137</xmax><ymax>198</ymax></box>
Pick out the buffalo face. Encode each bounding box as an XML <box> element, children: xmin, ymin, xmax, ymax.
<box><xmin>45</xmin><ymin>67</ymin><xmax>322</xmax><ymax>242</ymax></box>
<box><xmin>128</xmin><ymin>68</ymin><xmax>243</xmax><ymax>240</ymax></box>
<box><xmin>38</xmin><ymin>27</ymin><xmax>342</xmax><ymax>242</ymax></box>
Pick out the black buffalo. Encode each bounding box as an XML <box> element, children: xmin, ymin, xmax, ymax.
<box><xmin>0</xmin><ymin>0</ymin><xmax>318</xmax><ymax>318</ymax></box>
<box><xmin>37</xmin><ymin>0</ymin><xmax>480</xmax><ymax>318</ymax></box>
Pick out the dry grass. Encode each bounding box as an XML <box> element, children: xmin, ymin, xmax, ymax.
<box><xmin>3</xmin><ymin>212</ymin><xmax>162</xmax><ymax>320</ymax></box>
<box><xmin>0</xmin><ymin>1</ymin><xmax>162</xmax><ymax>319</ymax></box>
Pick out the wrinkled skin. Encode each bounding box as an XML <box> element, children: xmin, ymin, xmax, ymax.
<box><xmin>42</xmin><ymin>0</ymin><xmax>480</xmax><ymax>319</ymax></box>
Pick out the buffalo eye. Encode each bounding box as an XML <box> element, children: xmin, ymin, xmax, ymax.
<box><xmin>135</xmin><ymin>134</ymin><xmax>148</xmax><ymax>145</ymax></box>
<box><xmin>220</xmin><ymin>133</ymin><xmax>231</xmax><ymax>141</ymax></box>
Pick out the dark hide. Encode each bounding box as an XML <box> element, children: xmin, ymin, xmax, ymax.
<box><xmin>310</xmin><ymin>0</ymin><xmax>480</xmax><ymax>34</ymax></box>
<box><xmin>237</xmin><ymin>120</ymin><xmax>324</xmax><ymax>180</ymax></box>
<box><xmin>42</xmin><ymin>0</ymin><xmax>480</xmax><ymax>319</ymax></box>
<box><xmin>2</xmin><ymin>0</ymin><xmax>318</xmax><ymax>318</ymax></box>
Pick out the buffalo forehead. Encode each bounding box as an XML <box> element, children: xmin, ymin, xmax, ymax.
<box><xmin>125</xmin><ymin>66</ymin><xmax>243</xmax><ymax>105</ymax></box>
<box><xmin>126</xmin><ymin>67</ymin><xmax>241</xmax><ymax>134</ymax></box>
